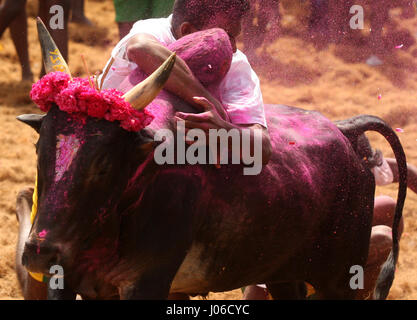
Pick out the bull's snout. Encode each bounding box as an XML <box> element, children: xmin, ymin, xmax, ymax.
<box><xmin>22</xmin><ymin>241</ymin><xmax>61</xmax><ymax>274</ymax></box>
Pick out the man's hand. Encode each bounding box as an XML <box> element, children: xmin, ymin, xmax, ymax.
<box><xmin>175</xmin><ymin>97</ymin><xmax>227</xmax><ymax>133</ymax></box>
<box><xmin>175</xmin><ymin>97</ymin><xmax>272</xmax><ymax>165</ymax></box>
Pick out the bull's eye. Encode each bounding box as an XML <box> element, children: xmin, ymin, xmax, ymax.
<box><xmin>97</xmin><ymin>169</ymin><xmax>108</xmax><ymax>176</ymax></box>
<box><xmin>90</xmin><ymin>154</ymin><xmax>111</xmax><ymax>178</ymax></box>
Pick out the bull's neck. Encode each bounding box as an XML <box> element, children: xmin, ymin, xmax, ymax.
<box><xmin>146</xmin><ymin>92</ymin><xmax>198</xmax><ymax>133</ymax></box>
<box><xmin>117</xmin><ymin>93</ymin><xmax>198</xmax><ymax>211</ymax></box>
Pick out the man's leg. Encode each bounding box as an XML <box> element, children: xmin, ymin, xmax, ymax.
<box><xmin>355</xmin><ymin>194</ymin><xmax>405</xmax><ymax>299</ymax></box>
<box><xmin>9</xmin><ymin>5</ymin><xmax>33</xmax><ymax>81</ymax></box>
<box><xmin>113</xmin><ymin>0</ymin><xmax>151</xmax><ymax>40</ymax></box>
<box><xmin>0</xmin><ymin>0</ymin><xmax>26</xmax><ymax>39</ymax></box>
<box><xmin>242</xmin><ymin>285</ymin><xmax>270</xmax><ymax>300</ymax></box>
<box><xmin>38</xmin><ymin>0</ymin><xmax>70</xmax><ymax>77</ymax></box>
<box><xmin>70</xmin><ymin>0</ymin><xmax>93</xmax><ymax>25</ymax></box>
<box><xmin>356</xmin><ymin>225</ymin><xmax>393</xmax><ymax>299</ymax></box>
<box><xmin>385</xmin><ymin>158</ymin><xmax>417</xmax><ymax>194</ymax></box>
<box><xmin>15</xmin><ymin>188</ymin><xmax>47</xmax><ymax>299</ymax></box>
<box><xmin>373</xmin><ymin>195</ymin><xmax>404</xmax><ymax>237</ymax></box>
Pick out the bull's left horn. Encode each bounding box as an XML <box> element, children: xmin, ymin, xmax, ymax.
<box><xmin>123</xmin><ymin>52</ymin><xmax>176</xmax><ymax>110</ymax></box>
<box><xmin>36</xmin><ymin>17</ymin><xmax>71</xmax><ymax>76</ymax></box>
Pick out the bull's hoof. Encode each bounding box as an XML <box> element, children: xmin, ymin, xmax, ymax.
<box><xmin>16</xmin><ymin>188</ymin><xmax>34</xmax><ymax>223</ymax></box>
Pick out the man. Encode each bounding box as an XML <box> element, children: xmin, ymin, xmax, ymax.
<box><xmin>102</xmin><ymin>0</ymin><xmax>272</xmax><ymax>164</ymax></box>
<box><xmin>71</xmin><ymin>0</ymin><xmax>93</xmax><ymax>26</ymax></box>
<box><xmin>0</xmin><ymin>0</ymin><xmax>70</xmax><ymax>80</ymax></box>
<box><xmin>113</xmin><ymin>0</ymin><xmax>175</xmax><ymax>39</ymax></box>
<box><xmin>0</xmin><ymin>0</ymin><xmax>32</xmax><ymax>80</ymax></box>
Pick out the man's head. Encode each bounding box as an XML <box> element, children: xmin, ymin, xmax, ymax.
<box><xmin>172</xmin><ymin>0</ymin><xmax>250</xmax><ymax>52</ymax></box>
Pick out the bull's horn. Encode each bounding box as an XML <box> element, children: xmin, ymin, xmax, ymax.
<box><xmin>123</xmin><ymin>52</ymin><xmax>176</xmax><ymax>110</ymax></box>
<box><xmin>36</xmin><ymin>17</ymin><xmax>71</xmax><ymax>76</ymax></box>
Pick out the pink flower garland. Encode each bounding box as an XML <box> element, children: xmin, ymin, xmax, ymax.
<box><xmin>30</xmin><ymin>72</ymin><xmax>154</xmax><ymax>132</ymax></box>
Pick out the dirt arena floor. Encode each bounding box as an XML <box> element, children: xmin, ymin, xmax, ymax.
<box><xmin>1</xmin><ymin>0</ymin><xmax>417</xmax><ymax>300</ymax></box>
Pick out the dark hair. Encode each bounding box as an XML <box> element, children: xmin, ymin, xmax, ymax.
<box><xmin>172</xmin><ymin>0</ymin><xmax>250</xmax><ymax>30</ymax></box>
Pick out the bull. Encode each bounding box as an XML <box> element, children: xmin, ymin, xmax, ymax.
<box><xmin>15</xmin><ymin>19</ymin><xmax>406</xmax><ymax>300</ymax></box>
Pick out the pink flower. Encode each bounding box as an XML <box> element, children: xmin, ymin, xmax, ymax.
<box><xmin>30</xmin><ymin>72</ymin><xmax>154</xmax><ymax>132</ymax></box>
<box><xmin>30</xmin><ymin>72</ymin><xmax>71</xmax><ymax>111</ymax></box>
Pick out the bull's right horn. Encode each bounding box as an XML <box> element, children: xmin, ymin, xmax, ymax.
<box><xmin>123</xmin><ymin>52</ymin><xmax>176</xmax><ymax>110</ymax></box>
<box><xmin>36</xmin><ymin>17</ymin><xmax>71</xmax><ymax>76</ymax></box>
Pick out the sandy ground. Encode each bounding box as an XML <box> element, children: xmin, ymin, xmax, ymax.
<box><xmin>1</xmin><ymin>0</ymin><xmax>417</xmax><ymax>300</ymax></box>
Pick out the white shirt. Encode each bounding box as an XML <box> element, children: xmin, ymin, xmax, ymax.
<box><xmin>101</xmin><ymin>15</ymin><xmax>267</xmax><ymax>127</ymax></box>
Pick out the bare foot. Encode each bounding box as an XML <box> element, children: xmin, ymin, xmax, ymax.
<box><xmin>22</xmin><ymin>71</ymin><xmax>34</xmax><ymax>82</ymax></box>
<box><xmin>242</xmin><ymin>285</ymin><xmax>269</xmax><ymax>300</ymax></box>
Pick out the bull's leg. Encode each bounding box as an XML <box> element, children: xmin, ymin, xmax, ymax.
<box><xmin>120</xmin><ymin>261</ymin><xmax>185</xmax><ymax>300</ymax></box>
<box><xmin>313</xmin><ymin>167</ymin><xmax>374</xmax><ymax>300</ymax></box>
<box><xmin>47</xmin><ymin>285</ymin><xmax>76</xmax><ymax>300</ymax></box>
<box><xmin>15</xmin><ymin>188</ymin><xmax>47</xmax><ymax>300</ymax></box>
<box><xmin>266</xmin><ymin>282</ymin><xmax>307</xmax><ymax>300</ymax></box>
<box><xmin>312</xmin><ymin>263</ymin><xmax>362</xmax><ymax>300</ymax></box>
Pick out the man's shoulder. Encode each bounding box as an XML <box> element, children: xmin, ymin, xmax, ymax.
<box><xmin>231</xmin><ymin>49</ymin><xmax>252</xmax><ymax>65</ymax></box>
<box><xmin>125</xmin><ymin>15</ymin><xmax>175</xmax><ymax>46</ymax></box>
<box><xmin>130</xmin><ymin>15</ymin><xmax>173</xmax><ymax>36</ymax></box>
<box><xmin>228</xmin><ymin>49</ymin><xmax>258</xmax><ymax>79</ymax></box>
<box><xmin>131</xmin><ymin>15</ymin><xmax>171</xmax><ymax>29</ymax></box>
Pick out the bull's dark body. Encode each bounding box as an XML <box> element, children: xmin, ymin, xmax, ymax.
<box><xmin>23</xmin><ymin>98</ymin><xmax>378</xmax><ymax>299</ymax></box>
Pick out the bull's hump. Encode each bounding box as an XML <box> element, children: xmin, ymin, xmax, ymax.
<box><xmin>264</xmin><ymin>104</ymin><xmax>345</xmax><ymax>149</ymax></box>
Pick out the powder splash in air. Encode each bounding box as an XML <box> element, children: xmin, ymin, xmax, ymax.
<box><xmin>30</xmin><ymin>72</ymin><xmax>153</xmax><ymax>132</ymax></box>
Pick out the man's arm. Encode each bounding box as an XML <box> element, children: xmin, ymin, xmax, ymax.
<box><xmin>386</xmin><ymin>158</ymin><xmax>417</xmax><ymax>194</ymax></box>
<box><xmin>126</xmin><ymin>35</ymin><xmax>272</xmax><ymax>165</ymax></box>
<box><xmin>126</xmin><ymin>34</ymin><xmax>229</xmax><ymax>121</ymax></box>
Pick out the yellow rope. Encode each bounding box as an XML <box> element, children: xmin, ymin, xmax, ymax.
<box><xmin>28</xmin><ymin>174</ymin><xmax>48</xmax><ymax>283</ymax></box>
<box><xmin>30</xmin><ymin>173</ymin><xmax>38</xmax><ymax>224</ymax></box>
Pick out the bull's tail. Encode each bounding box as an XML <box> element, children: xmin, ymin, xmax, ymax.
<box><xmin>335</xmin><ymin>115</ymin><xmax>407</xmax><ymax>300</ymax></box>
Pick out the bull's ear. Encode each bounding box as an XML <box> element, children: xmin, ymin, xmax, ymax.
<box><xmin>17</xmin><ymin>114</ymin><xmax>45</xmax><ymax>133</ymax></box>
<box><xmin>139</xmin><ymin>140</ymin><xmax>157</xmax><ymax>154</ymax></box>
<box><xmin>136</xmin><ymin>129</ymin><xmax>157</xmax><ymax>154</ymax></box>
